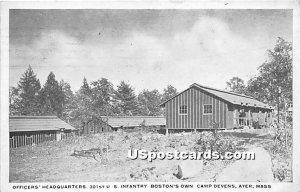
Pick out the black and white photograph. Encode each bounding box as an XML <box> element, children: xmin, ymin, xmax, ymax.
<box><xmin>1</xmin><ymin>1</ymin><xmax>299</xmax><ymax>191</ymax></box>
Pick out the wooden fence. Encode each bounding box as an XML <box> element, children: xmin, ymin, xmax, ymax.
<box><xmin>9</xmin><ymin>131</ymin><xmax>74</xmax><ymax>148</ymax></box>
<box><xmin>61</xmin><ymin>132</ymin><xmax>74</xmax><ymax>140</ymax></box>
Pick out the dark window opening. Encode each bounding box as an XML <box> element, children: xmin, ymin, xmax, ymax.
<box><xmin>179</xmin><ymin>105</ymin><xmax>188</xmax><ymax>114</ymax></box>
<box><xmin>203</xmin><ymin>104</ymin><xmax>212</xmax><ymax>114</ymax></box>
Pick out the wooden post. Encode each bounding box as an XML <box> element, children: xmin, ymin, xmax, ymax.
<box><xmin>16</xmin><ymin>136</ymin><xmax>19</xmax><ymax>148</ymax></box>
<box><xmin>56</xmin><ymin>131</ymin><xmax>62</xmax><ymax>141</ymax></box>
<box><xmin>20</xmin><ymin>135</ymin><xmax>22</xmax><ymax>147</ymax></box>
<box><xmin>248</xmin><ymin>109</ymin><xmax>251</xmax><ymax>127</ymax></box>
<box><xmin>166</xmin><ymin>128</ymin><xmax>169</xmax><ymax>136</ymax></box>
<box><xmin>10</xmin><ymin>137</ymin><xmax>13</xmax><ymax>148</ymax></box>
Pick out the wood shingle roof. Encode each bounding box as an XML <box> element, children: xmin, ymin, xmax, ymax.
<box><xmin>160</xmin><ymin>83</ymin><xmax>273</xmax><ymax>110</ymax></box>
<box><xmin>9</xmin><ymin>116</ymin><xmax>76</xmax><ymax>132</ymax></box>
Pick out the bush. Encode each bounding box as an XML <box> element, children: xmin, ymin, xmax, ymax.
<box><xmin>130</xmin><ymin>167</ymin><xmax>157</xmax><ymax>181</ymax></box>
<box><xmin>271</xmin><ymin>122</ymin><xmax>292</xmax><ymax>155</ymax></box>
<box><xmin>269</xmin><ymin>121</ymin><xmax>293</xmax><ymax>182</ymax></box>
<box><xmin>252</xmin><ymin>121</ymin><xmax>261</xmax><ymax>129</ymax></box>
<box><xmin>193</xmin><ymin>130</ymin><xmax>236</xmax><ymax>156</ymax></box>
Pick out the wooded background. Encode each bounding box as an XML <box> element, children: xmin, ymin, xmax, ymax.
<box><xmin>9</xmin><ymin>38</ymin><xmax>292</xmax><ymax>128</ymax></box>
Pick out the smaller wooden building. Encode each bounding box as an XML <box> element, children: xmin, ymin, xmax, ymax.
<box><xmin>82</xmin><ymin>116</ymin><xmax>113</xmax><ymax>134</ymax></box>
<box><xmin>82</xmin><ymin>116</ymin><xmax>166</xmax><ymax>134</ymax></box>
<box><xmin>9</xmin><ymin>116</ymin><xmax>77</xmax><ymax>148</ymax></box>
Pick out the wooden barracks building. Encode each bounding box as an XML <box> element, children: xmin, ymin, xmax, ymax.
<box><xmin>160</xmin><ymin>83</ymin><xmax>273</xmax><ymax>133</ymax></box>
<box><xmin>9</xmin><ymin>116</ymin><xmax>77</xmax><ymax>148</ymax></box>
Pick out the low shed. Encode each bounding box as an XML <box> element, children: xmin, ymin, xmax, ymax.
<box><xmin>160</xmin><ymin>83</ymin><xmax>273</xmax><ymax>133</ymax></box>
<box><xmin>9</xmin><ymin>116</ymin><xmax>77</xmax><ymax>148</ymax></box>
<box><xmin>83</xmin><ymin>116</ymin><xmax>166</xmax><ymax>134</ymax></box>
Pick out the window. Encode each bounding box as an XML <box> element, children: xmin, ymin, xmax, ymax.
<box><xmin>179</xmin><ymin>105</ymin><xmax>188</xmax><ymax>114</ymax></box>
<box><xmin>203</xmin><ymin>104</ymin><xmax>212</xmax><ymax>114</ymax></box>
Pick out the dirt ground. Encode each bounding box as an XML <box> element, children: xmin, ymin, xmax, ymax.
<box><xmin>9</xmin><ymin>128</ymin><xmax>292</xmax><ymax>182</ymax></box>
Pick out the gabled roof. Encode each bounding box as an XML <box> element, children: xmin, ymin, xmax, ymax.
<box><xmin>99</xmin><ymin>116</ymin><xmax>166</xmax><ymax>128</ymax></box>
<box><xmin>9</xmin><ymin>116</ymin><xmax>76</xmax><ymax>132</ymax></box>
<box><xmin>160</xmin><ymin>83</ymin><xmax>273</xmax><ymax>110</ymax></box>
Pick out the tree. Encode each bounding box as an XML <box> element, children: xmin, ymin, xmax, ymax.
<box><xmin>226</xmin><ymin>77</ymin><xmax>246</xmax><ymax>94</ymax></box>
<box><xmin>9</xmin><ymin>86</ymin><xmax>21</xmax><ymax>115</ymax></box>
<box><xmin>114</xmin><ymin>81</ymin><xmax>139</xmax><ymax>115</ymax></box>
<box><xmin>80</xmin><ymin>77</ymin><xmax>92</xmax><ymax>96</ymax></box>
<box><xmin>162</xmin><ymin>85</ymin><xmax>178</xmax><ymax>102</ymax></box>
<box><xmin>60</xmin><ymin>80</ymin><xmax>74</xmax><ymax>104</ymax></box>
<box><xmin>246</xmin><ymin>37</ymin><xmax>292</xmax><ymax>122</ymax></box>
<box><xmin>71</xmin><ymin>78</ymin><xmax>93</xmax><ymax>127</ymax></box>
<box><xmin>17</xmin><ymin>66</ymin><xmax>41</xmax><ymax>115</ymax></box>
<box><xmin>40</xmin><ymin>72</ymin><xmax>64</xmax><ymax>116</ymax></box>
<box><xmin>60</xmin><ymin>80</ymin><xmax>76</xmax><ymax>121</ymax></box>
<box><xmin>71</xmin><ymin>78</ymin><xmax>115</xmax><ymax>128</ymax></box>
<box><xmin>90</xmin><ymin>78</ymin><xmax>114</xmax><ymax>116</ymax></box>
<box><xmin>138</xmin><ymin>89</ymin><xmax>162</xmax><ymax>116</ymax></box>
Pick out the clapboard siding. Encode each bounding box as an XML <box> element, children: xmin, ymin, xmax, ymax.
<box><xmin>165</xmin><ymin>87</ymin><xmax>229</xmax><ymax>129</ymax></box>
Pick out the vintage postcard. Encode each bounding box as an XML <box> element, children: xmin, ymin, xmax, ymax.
<box><xmin>1</xmin><ymin>1</ymin><xmax>300</xmax><ymax>191</ymax></box>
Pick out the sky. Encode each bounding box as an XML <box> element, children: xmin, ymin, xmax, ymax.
<box><xmin>9</xmin><ymin>9</ymin><xmax>293</xmax><ymax>93</ymax></box>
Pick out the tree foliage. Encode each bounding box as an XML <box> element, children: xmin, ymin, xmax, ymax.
<box><xmin>80</xmin><ymin>77</ymin><xmax>92</xmax><ymax>96</ymax></box>
<box><xmin>162</xmin><ymin>85</ymin><xmax>178</xmax><ymax>102</ymax></box>
<box><xmin>225</xmin><ymin>37</ymin><xmax>292</xmax><ymax>120</ymax></box>
<box><xmin>17</xmin><ymin>66</ymin><xmax>41</xmax><ymax>115</ymax></box>
<box><xmin>114</xmin><ymin>81</ymin><xmax>139</xmax><ymax>115</ymax></box>
<box><xmin>71</xmin><ymin>78</ymin><xmax>94</xmax><ymax>125</ymax></box>
<box><xmin>9</xmin><ymin>86</ymin><xmax>21</xmax><ymax>115</ymax></box>
<box><xmin>90</xmin><ymin>78</ymin><xmax>114</xmax><ymax>115</ymax></box>
<box><xmin>138</xmin><ymin>89</ymin><xmax>162</xmax><ymax>116</ymax></box>
<box><xmin>246</xmin><ymin>37</ymin><xmax>292</xmax><ymax>111</ymax></box>
<box><xmin>60</xmin><ymin>80</ymin><xmax>76</xmax><ymax>121</ymax></box>
<box><xmin>39</xmin><ymin>72</ymin><xmax>64</xmax><ymax>116</ymax></box>
<box><xmin>10</xmin><ymin>66</ymin><xmax>179</xmax><ymax>127</ymax></box>
<box><xmin>226</xmin><ymin>77</ymin><xmax>246</xmax><ymax>94</ymax></box>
